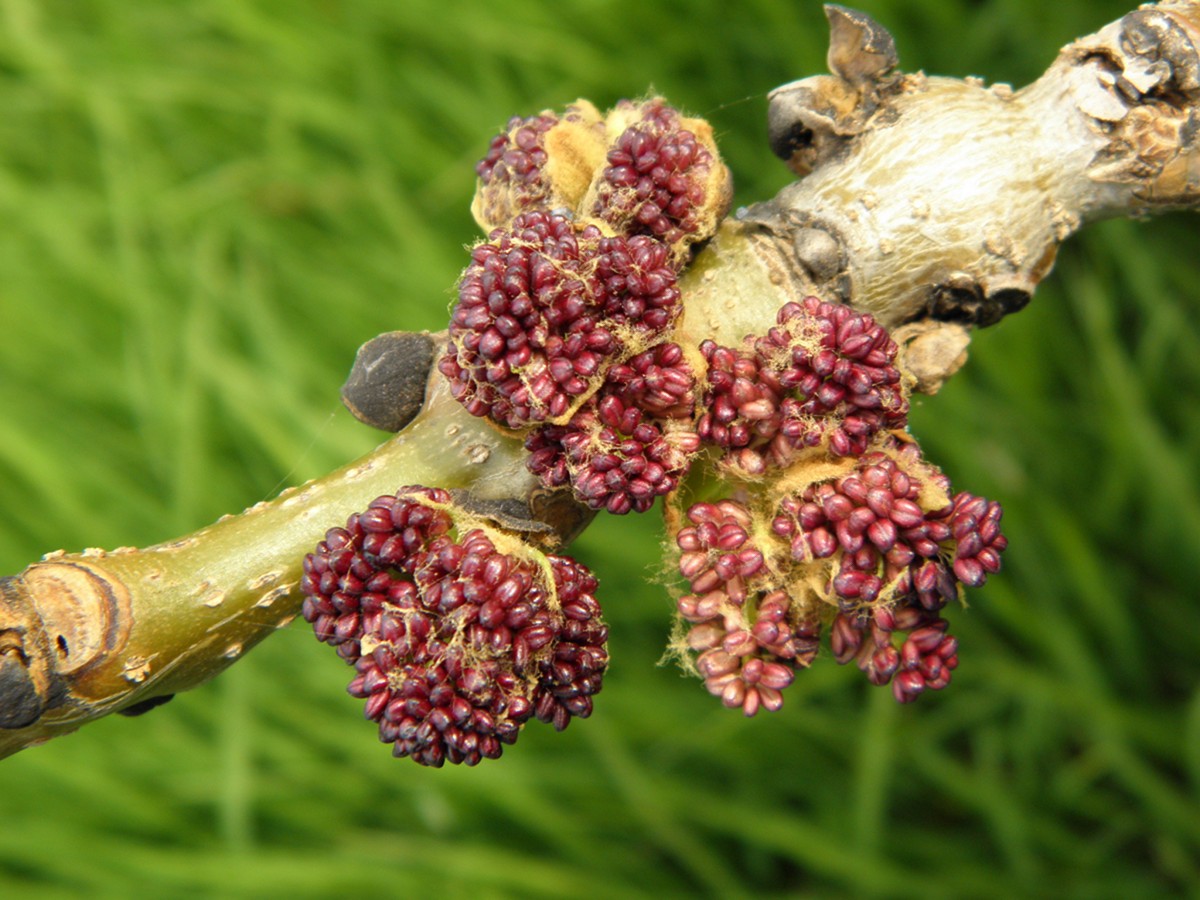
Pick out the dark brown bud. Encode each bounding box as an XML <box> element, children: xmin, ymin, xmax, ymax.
<box><xmin>341</xmin><ymin>331</ymin><xmax>437</xmax><ymax>432</ymax></box>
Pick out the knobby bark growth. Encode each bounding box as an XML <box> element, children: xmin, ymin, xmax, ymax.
<box><xmin>2</xmin><ymin>2</ymin><xmax>1198</xmax><ymax>760</ymax></box>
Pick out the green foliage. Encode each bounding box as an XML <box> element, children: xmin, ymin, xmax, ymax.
<box><xmin>1</xmin><ymin>0</ymin><xmax>1197</xmax><ymax>895</ymax></box>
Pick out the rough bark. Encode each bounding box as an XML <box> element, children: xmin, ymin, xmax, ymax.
<box><xmin>2</xmin><ymin>1</ymin><xmax>1198</xmax><ymax>758</ymax></box>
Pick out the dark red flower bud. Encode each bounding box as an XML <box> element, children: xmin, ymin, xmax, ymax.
<box><xmin>757</xmin><ymin>297</ymin><xmax>908</xmax><ymax>458</ymax></box>
<box><xmin>946</xmin><ymin>492</ymin><xmax>1008</xmax><ymax>587</ymax></box>
<box><xmin>603</xmin><ymin>342</ymin><xmax>696</xmax><ymax>419</ymax></box>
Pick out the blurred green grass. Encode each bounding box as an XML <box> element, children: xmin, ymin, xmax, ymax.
<box><xmin>0</xmin><ymin>0</ymin><xmax>1197</xmax><ymax>895</ymax></box>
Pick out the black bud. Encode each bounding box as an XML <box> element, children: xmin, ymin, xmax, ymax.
<box><xmin>0</xmin><ymin>647</ymin><xmax>43</xmax><ymax>729</ymax></box>
<box><xmin>117</xmin><ymin>693</ymin><xmax>176</xmax><ymax>717</ymax></box>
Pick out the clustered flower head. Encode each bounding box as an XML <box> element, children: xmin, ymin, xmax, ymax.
<box><xmin>300</xmin><ymin>486</ymin><xmax>607</xmax><ymax>766</ymax></box>
<box><xmin>474</xmin><ymin>112</ymin><xmax>559</xmax><ymax>222</ymax></box>
<box><xmin>470</xmin><ymin>97</ymin><xmax>730</xmax><ymax>262</ymax></box>
<box><xmin>585</xmin><ymin>98</ymin><xmax>729</xmax><ymax>262</ymax></box>
<box><xmin>673</xmin><ymin>498</ymin><xmax>820</xmax><ymax>715</ymax></box>
<box><xmin>441</xmin><ymin>96</ymin><xmax>732</xmax><ymax>515</ymax></box>
<box><xmin>526</xmin><ymin>393</ymin><xmax>701</xmax><ymax>515</ymax></box>
<box><xmin>829</xmin><ymin>604</ymin><xmax>959</xmax><ymax>704</ymax></box>
<box><xmin>470</xmin><ymin>102</ymin><xmax>608</xmax><ymax>233</ymax></box>
<box><xmin>324</xmin><ymin>95</ymin><xmax>1015</xmax><ymax>759</ymax></box>
<box><xmin>639</xmin><ymin>284</ymin><xmax>1005</xmax><ymax>715</ymax></box>
<box><xmin>697</xmin><ymin>297</ymin><xmax>908</xmax><ymax>475</ymax></box>
<box><xmin>771</xmin><ymin>443</ymin><xmax>1003</xmax><ymax>700</ymax></box>
<box><xmin>440</xmin><ymin>211</ymin><xmax>683</xmax><ymax>429</ymax></box>
<box><xmin>670</xmin><ymin>433</ymin><xmax>1006</xmax><ymax>714</ymax></box>
<box><xmin>452</xmin><ymin>92</ymin><xmax>1007</xmax><ymax>712</ymax></box>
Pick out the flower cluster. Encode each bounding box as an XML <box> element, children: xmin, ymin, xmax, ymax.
<box><xmin>830</xmin><ymin>604</ymin><xmax>959</xmax><ymax>703</ymax></box>
<box><xmin>437</xmin><ymin>96</ymin><xmax>1011</xmax><ymax>723</ymax></box>
<box><xmin>604</xmin><ymin>342</ymin><xmax>695</xmax><ymax>419</ymax></box>
<box><xmin>673</xmin><ymin>499</ymin><xmax>820</xmax><ymax>715</ymax></box>
<box><xmin>771</xmin><ymin>445</ymin><xmax>994</xmax><ymax>701</ymax></box>
<box><xmin>772</xmin><ymin>445</ymin><xmax>1005</xmax><ymax>610</ymax></box>
<box><xmin>309</xmin><ymin>92</ymin><xmax>1020</xmax><ymax>766</ymax></box>
<box><xmin>440</xmin><ymin>211</ymin><xmax>681</xmax><ymax>429</ymax></box>
<box><xmin>300</xmin><ymin>487</ymin><xmax>608</xmax><ymax>766</ymax></box>
<box><xmin>669</xmin><ymin>439</ymin><xmax>1005</xmax><ymax>713</ymax></box>
<box><xmin>471</xmin><ymin>97</ymin><xmax>731</xmax><ymax>262</ymax></box>
<box><xmin>471</xmin><ymin>102</ymin><xmax>607</xmax><ymax>233</ymax></box>
<box><xmin>443</xmin><ymin>96</ymin><xmax>732</xmax><ymax>514</ymax></box>
<box><xmin>474</xmin><ymin>112</ymin><xmax>559</xmax><ymax>221</ymax></box>
<box><xmin>588</xmin><ymin>98</ymin><xmax>725</xmax><ymax>260</ymax></box>
<box><xmin>526</xmin><ymin>394</ymin><xmax>700</xmax><ymax>515</ymax></box>
<box><xmin>697</xmin><ymin>297</ymin><xmax>908</xmax><ymax>473</ymax></box>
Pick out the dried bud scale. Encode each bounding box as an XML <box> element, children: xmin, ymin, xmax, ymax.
<box><xmin>301</xmin><ymin>487</ymin><xmax>608</xmax><ymax>766</ymax></box>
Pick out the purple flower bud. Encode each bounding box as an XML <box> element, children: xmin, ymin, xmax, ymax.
<box><xmin>723</xmin><ymin>629</ymin><xmax>758</xmax><ymax>658</ymax></box>
<box><xmin>952</xmin><ymin>556</ymin><xmax>985</xmax><ymax>587</ymax></box>
<box><xmin>758</xmin><ymin>662</ymin><xmax>795</xmax><ymax>691</ymax></box>
<box><xmin>831</xmin><ymin>614</ymin><xmax>864</xmax><ymax>663</ymax></box>
<box><xmin>888</xmin><ymin>671</ymin><xmax>922</xmax><ymax>703</ymax></box>
<box><xmin>697</xmin><ymin>648</ymin><xmax>740</xmax><ymax>678</ymax></box>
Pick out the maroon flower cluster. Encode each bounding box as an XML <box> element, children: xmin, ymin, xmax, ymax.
<box><xmin>698</xmin><ymin>297</ymin><xmax>908</xmax><ymax>473</ymax></box>
<box><xmin>300</xmin><ymin>487</ymin><xmax>608</xmax><ymax>766</ymax></box>
<box><xmin>674</xmin><ymin>498</ymin><xmax>820</xmax><ymax>715</ymax></box>
<box><xmin>470</xmin><ymin>103</ymin><xmax>608</xmax><ymax>232</ymax></box>
<box><xmin>769</xmin><ymin>443</ymin><xmax>1006</xmax><ymax>701</ymax></box>
<box><xmin>537</xmin><ymin>556</ymin><xmax>609</xmax><ymax>730</ymax></box>
<box><xmin>830</xmin><ymin>604</ymin><xmax>959</xmax><ymax>703</ymax></box>
<box><xmin>592</xmin><ymin>99</ymin><xmax>718</xmax><ymax>252</ymax></box>
<box><xmin>604</xmin><ymin>343</ymin><xmax>695</xmax><ymax>419</ymax></box>
<box><xmin>672</xmin><ymin>442</ymin><xmax>1006</xmax><ymax>711</ymax></box>
<box><xmin>302</xmin><ymin>488</ymin><xmax>453</xmax><ymax>664</ymax></box>
<box><xmin>439</xmin><ymin>211</ymin><xmax>680</xmax><ymax>429</ymax></box>
<box><xmin>594</xmin><ymin>233</ymin><xmax>681</xmax><ymax>330</ymax></box>
<box><xmin>526</xmin><ymin>393</ymin><xmax>700</xmax><ymax>514</ymax></box>
<box><xmin>945</xmin><ymin>492</ymin><xmax>1006</xmax><ymax>587</ymax></box>
<box><xmin>772</xmin><ymin>446</ymin><xmax>1005</xmax><ymax>607</ymax></box>
<box><xmin>452</xmin><ymin>99</ymin><xmax>1011</xmax><ymax>720</ymax></box>
<box><xmin>444</xmin><ymin>97</ymin><xmax>731</xmax><ymax>515</ymax></box>
<box><xmin>475</xmin><ymin>112</ymin><xmax>558</xmax><ymax>213</ymax></box>
<box><xmin>696</xmin><ymin>341</ymin><xmax>785</xmax><ymax>471</ymax></box>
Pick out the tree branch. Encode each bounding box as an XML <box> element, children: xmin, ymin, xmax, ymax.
<box><xmin>2</xmin><ymin>1</ymin><xmax>1198</xmax><ymax>759</ymax></box>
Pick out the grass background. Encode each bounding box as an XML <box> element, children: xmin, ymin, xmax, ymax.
<box><xmin>0</xmin><ymin>0</ymin><xmax>1198</xmax><ymax>896</ymax></box>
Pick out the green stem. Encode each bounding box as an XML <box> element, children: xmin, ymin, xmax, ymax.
<box><xmin>0</xmin><ymin>376</ymin><xmax>534</xmax><ymax>758</ymax></box>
